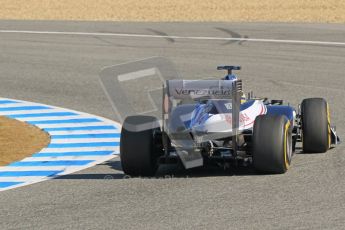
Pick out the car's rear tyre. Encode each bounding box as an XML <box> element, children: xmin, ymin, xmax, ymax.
<box><xmin>120</xmin><ymin>115</ymin><xmax>162</xmax><ymax>176</ymax></box>
<box><xmin>253</xmin><ymin>115</ymin><xmax>292</xmax><ymax>174</ymax></box>
<box><xmin>301</xmin><ymin>98</ymin><xmax>330</xmax><ymax>153</ymax></box>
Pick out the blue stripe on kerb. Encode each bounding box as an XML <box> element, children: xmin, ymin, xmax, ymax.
<box><xmin>29</xmin><ymin>118</ymin><xmax>101</xmax><ymax>124</ymax></box>
<box><xmin>0</xmin><ymin>100</ymin><xmax>20</xmax><ymax>104</ymax></box>
<box><xmin>0</xmin><ymin>171</ymin><xmax>63</xmax><ymax>177</ymax></box>
<box><xmin>48</xmin><ymin>142</ymin><xmax>120</xmax><ymax>148</ymax></box>
<box><xmin>9</xmin><ymin>160</ymin><xmax>94</xmax><ymax>167</ymax></box>
<box><xmin>0</xmin><ymin>106</ymin><xmax>51</xmax><ymax>111</ymax></box>
<box><xmin>9</xmin><ymin>112</ymin><xmax>77</xmax><ymax>118</ymax></box>
<box><xmin>31</xmin><ymin>151</ymin><xmax>115</xmax><ymax>157</ymax></box>
<box><xmin>44</xmin><ymin>126</ymin><xmax>117</xmax><ymax>131</ymax></box>
<box><xmin>0</xmin><ymin>182</ymin><xmax>24</xmax><ymax>188</ymax></box>
<box><xmin>51</xmin><ymin>133</ymin><xmax>120</xmax><ymax>139</ymax></box>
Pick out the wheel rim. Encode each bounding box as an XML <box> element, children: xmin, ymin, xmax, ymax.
<box><xmin>284</xmin><ymin>121</ymin><xmax>292</xmax><ymax>169</ymax></box>
<box><xmin>287</xmin><ymin>133</ymin><xmax>292</xmax><ymax>165</ymax></box>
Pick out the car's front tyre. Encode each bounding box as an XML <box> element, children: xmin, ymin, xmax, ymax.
<box><xmin>301</xmin><ymin>98</ymin><xmax>330</xmax><ymax>153</ymax></box>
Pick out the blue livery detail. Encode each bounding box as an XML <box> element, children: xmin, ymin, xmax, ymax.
<box><xmin>266</xmin><ymin>105</ymin><xmax>295</xmax><ymax>121</ymax></box>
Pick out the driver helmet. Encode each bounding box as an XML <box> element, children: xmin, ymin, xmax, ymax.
<box><xmin>223</xmin><ymin>74</ymin><xmax>238</xmax><ymax>81</ymax></box>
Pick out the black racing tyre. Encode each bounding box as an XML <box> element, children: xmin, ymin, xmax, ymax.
<box><xmin>253</xmin><ymin>115</ymin><xmax>292</xmax><ymax>174</ymax></box>
<box><xmin>301</xmin><ymin>98</ymin><xmax>330</xmax><ymax>153</ymax></box>
<box><xmin>120</xmin><ymin>115</ymin><xmax>162</xmax><ymax>176</ymax></box>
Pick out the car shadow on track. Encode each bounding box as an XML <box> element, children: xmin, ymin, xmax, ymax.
<box><xmin>294</xmin><ymin>146</ymin><xmax>328</xmax><ymax>155</ymax></box>
<box><xmin>56</xmin><ymin>173</ymin><xmax>126</xmax><ymax>180</ymax></box>
<box><xmin>55</xmin><ymin>160</ymin><xmax>126</xmax><ymax>180</ymax></box>
<box><xmin>157</xmin><ymin>164</ymin><xmax>261</xmax><ymax>178</ymax></box>
<box><xmin>55</xmin><ymin>145</ymin><xmax>332</xmax><ymax>180</ymax></box>
<box><xmin>55</xmin><ymin>159</ymin><xmax>265</xmax><ymax>180</ymax></box>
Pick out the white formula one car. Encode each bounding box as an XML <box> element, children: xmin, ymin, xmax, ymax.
<box><xmin>120</xmin><ymin>66</ymin><xmax>340</xmax><ymax>175</ymax></box>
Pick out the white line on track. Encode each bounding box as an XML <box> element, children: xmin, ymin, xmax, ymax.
<box><xmin>1</xmin><ymin>29</ymin><xmax>345</xmax><ymax>46</ymax></box>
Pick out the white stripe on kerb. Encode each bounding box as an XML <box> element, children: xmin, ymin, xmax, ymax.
<box><xmin>0</xmin><ymin>177</ymin><xmax>50</xmax><ymax>182</ymax></box>
<box><xmin>21</xmin><ymin>156</ymin><xmax>111</xmax><ymax>161</ymax></box>
<box><xmin>0</xmin><ymin>166</ymin><xmax>71</xmax><ymax>171</ymax></box>
<box><xmin>49</xmin><ymin>129</ymin><xmax>121</xmax><ymax>135</ymax></box>
<box><xmin>0</xmin><ymin>103</ymin><xmax>38</xmax><ymax>108</ymax></box>
<box><xmin>15</xmin><ymin>115</ymin><xmax>94</xmax><ymax>122</ymax></box>
<box><xmin>48</xmin><ymin>130</ymin><xmax>120</xmax><ymax>135</ymax></box>
<box><xmin>50</xmin><ymin>138</ymin><xmax>120</xmax><ymax>144</ymax></box>
<box><xmin>40</xmin><ymin>147</ymin><xmax>119</xmax><ymax>152</ymax></box>
<box><xmin>33</xmin><ymin>122</ymin><xmax>109</xmax><ymax>128</ymax></box>
<box><xmin>0</xmin><ymin>109</ymin><xmax>62</xmax><ymax>116</ymax></box>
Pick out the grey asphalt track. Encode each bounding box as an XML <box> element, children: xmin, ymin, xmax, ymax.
<box><xmin>0</xmin><ymin>20</ymin><xmax>345</xmax><ymax>230</ymax></box>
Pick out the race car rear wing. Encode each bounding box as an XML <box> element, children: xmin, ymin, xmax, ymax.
<box><xmin>166</xmin><ymin>79</ymin><xmax>240</xmax><ymax>100</ymax></box>
<box><xmin>163</xmin><ymin>79</ymin><xmax>243</xmax><ymax>158</ymax></box>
